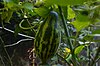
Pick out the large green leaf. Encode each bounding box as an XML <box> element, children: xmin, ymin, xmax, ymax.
<box><xmin>74</xmin><ymin>45</ymin><xmax>85</xmax><ymax>55</ymax></box>
<box><xmin>71</xmin><ymin>14</ymin><xmax>90</xmax><ymax>31</ymax></box>
<box><xmin>34</xmin><ymin>7</ymin><xmax>50</xmax><ymax>17</ymax></box>
<box><xmin>44</xmin><ymin>0</ymin><xmax>89</xmax><ymax>6</ymax></box>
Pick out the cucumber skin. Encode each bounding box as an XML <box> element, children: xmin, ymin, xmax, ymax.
<box><xmin>34</xmin><ymin>11</ymin><xmax>60</xmax><ymax>64</ymax></box>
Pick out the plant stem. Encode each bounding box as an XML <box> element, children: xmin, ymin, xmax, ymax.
<box><xmin>58</xmin><ymin>6</ymin><xmax>73</xmax><ymax>51</ymax></box>
<box><xmin>58</xmin><ymin>6</ymin><xmax>77</xmax><ymax>66</ymax></box>
<box><xmin>0</xmin><ymin>27</ymin><xmax>35</xmax><ymax>39</ymax></box>
<box><xmin>57</xmin><ymin>53</ymin><xmax>71</xmax><ymax>66</ymax></box>
<box><xmin>90</xmin><ymin>46</ymin><xmax>100</xmax><ymax>66</ymax></box>
<box><xmin>0</xmin><ymin>37</ymin><xmax>13</xmax><ymax>66</ymax></box>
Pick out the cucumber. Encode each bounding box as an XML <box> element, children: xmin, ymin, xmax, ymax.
<box><xmin>34</xmin><ymin>11</ymin><xmax>60</xmax><ymax>64</ymax></box>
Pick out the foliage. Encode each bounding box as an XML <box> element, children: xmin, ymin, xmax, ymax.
<box><xmin>0</xmin><ymin>0</ymin><xmax>100</xmax><ymax>66</ymax></box>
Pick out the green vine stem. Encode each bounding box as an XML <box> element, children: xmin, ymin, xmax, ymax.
<box><xmin>58</xmin><ymin>6</ymin><xmax>73</xmax><ymax>51</ymax></box>
<box><xmin>58</xmin><ymin>6</ymin><xmax>78</xmax><ymax>66</ymax></box>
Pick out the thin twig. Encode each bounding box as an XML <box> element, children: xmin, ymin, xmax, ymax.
<box><xmin>0</xmin><ymin>37</ymin><xmax>13</xmax><ymax>66</ymax></box>
<box><xmin>0</xmin><ymin>55</ymin><xmax>5</xmax><ymax>66</ymax></box>
<box><xmin>56</xmin><ymin>53</ymin><xmax>71</xmax><ymax>66</ymax></box>
<box><xmin>0</xmin><ymin>27</ymin><xmax>35</xmax><ymax>39</ymax></box>
<box><xmin>90</xmin><ymin>46</ymin><xmax>100</xmax><ymax>66</ymax></box>
<box><xmin>4</xmin><ymin>39</ymin><xmax>33</xmax><ymax>47</ymax></box>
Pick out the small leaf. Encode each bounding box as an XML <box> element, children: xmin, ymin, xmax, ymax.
<box><xmin>4</xmin><ymin>0</ymin><xmax>14</xmax><ymax>2</ymax></box>
<box><xmin>22</xmin><ymin>2</ymin><xmax>33</xmax><ymax>10</ymax></box>
<box><xmin>6</xmin><ymin>2</ymin><xmax>15</xmax><ymax>8</ymax></box>
<box><xmin>68</xmin><ymin>6</ymin><xmax>75</xmax><ymax>19</ymax></box>
<box><xmin>92</xmin><ymin>29</ymin><xmax>100</xmax><ymax>34</ymax></box>
<box><xmin>1</xmin><ymin>11</ymin><xmax>8</xmax><ymax>20</ymax></box>
<box><xmin>34</xmin><ymin>0</ymin><xmax>44</xmax><ymax>7</ymax></box>
<box><xmin>5</xmin><ymin>0</ymin><xmax>19</xmax><ymax>9</ymax></box>
<box><xmin>83</xmin><ymin>35</ymin><xmax>94</xmax><ymax>41</ymax></box>
<box><xmin>5</xmin><ymin>10</ymin><xmax>13</xmax><ymax>23</ymax></box>
<box><xmin>1</xmin><ymin>10</ymin><xmax>13</xmax><ymax>23</ymax></box>
<box><xmin>14</xmin><ymin>24</ymin><xmax>22</xmax><ymax>36</ymax></box>
<box><xmin>74</xmin><ymin>45</ymin><xmax>85</xmax><ymax>55</ymax></box>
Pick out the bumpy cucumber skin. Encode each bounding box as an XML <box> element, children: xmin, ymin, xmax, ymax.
<box><xmin>34</xmin><ymin>11</ymin><xmax>59</xmax><ymax>64</ymax></box>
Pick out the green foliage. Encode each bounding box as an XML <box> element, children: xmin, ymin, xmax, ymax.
<box><xmin>74</xmin><ymin>45</ymin><xmax>85</xmax><ymax>55</ymax></box>
<box><xmin>71</xmin><ymin>13</ymin><xmax>90</xmax><ymax>31</ymax></box>
<box><xmin>68</xmin><ymin>6</ymin><xmax>75</xmax><ymax>19</ymax></box>
<box><xmin>1</xmin><ymin>10</ymin><xmax>13</xmax><ymax>23</ymax></box>
<box><xmin>44</xmin><ymin>0</ymin><xmax>89</xmax><ymax>6</ymax></box>
<box><xmin>34</xmin><ymin>7</ymin><xmax>50</xmax><ymax>17</ymax></box>
<box><xmin>92</xmin><ymin>28</ymin><xmax>100</xmax><ymax>34</ymax></box>
<box><xmin>0</xmin><ymin>0</ymin><xmax>100</xmax><ymax>66</ymax></box>
<box><xmin>22</xmin><ymin>2</ymin><xmax>33</xmax><ymax>10</ymax></box>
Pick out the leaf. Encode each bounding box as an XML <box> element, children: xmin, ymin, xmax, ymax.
<box><xmin>5</xmin><ymin>0</ymin><xmax>19</xmax><ymax>9</ymax></box>
<box><xmin>4</xmin><ymin>0</ymin><xmax>14</xmax><ymax>2</ymax></box>
<box><xmin>34</xmin><ymin>0</ymin><xmax>44</xmax><ymax>7</ymax></box>
<box><xmin>14</xmin><ymin>24</ymin><xmax>22</xmax><ymax>36</ymax></box>
<box><xmin>74</xmin><ymin>45</ymin><xmax>85</xmax><ymax>55</ymax></box>
<box><xmin>83</xmin><ymin>35</ymin><xmax>94</xmax><ymax>41</ymax></box>
<box><xmin>22</xmin><ymin>2</ymin><xmax>33</xmax><ymax>10</ymax></box>
<box><xmin>92</xmin><ymin>29</ymin><xmax>100</xmax><ymax>34</ymax></box>
<box><xmin>44</xmin><ymin>0</ymin><xmax>89</xmax><ymax>6</ymax></box>
<box><xmin>1</xmin><ymin>10</ymin><xmax>13</xmax><ymax>23</ymax></box>
<box><xmin>6</xmin><ymin>2</ymin><xmax>15</xmax><ymax>8</ymax></box>
<box><xmin>4</xmin><ymin>0</ymin><xmax>19</xmax><ymax>3</ymax></box>
<box><xmin>1</xmin><ymin>12</ymin><xmax>7</xmax><ymax>20</ymax></box>
<box><xmin>68</xmin><ymin>6</ymin><xmax>75</xmax><ymax>19</ymax></box>
<box><xmin>66</xmin><ymin>54</ymin><xmax>72</xmax><ymax>63</ymax></box>
<box><xmin>71</xmin><ymin>14</ymin><xmax>90</xmax><ymax>31</ymax></box>
<box><xmin>34</xmin><ymin>7</ymin><xmax>50</xmax><ymax>17</ymax></box>
<box><xmin>5</xmin><ymin>10</ymin><xmax>13</xmax><ymax>23</ymax></box>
